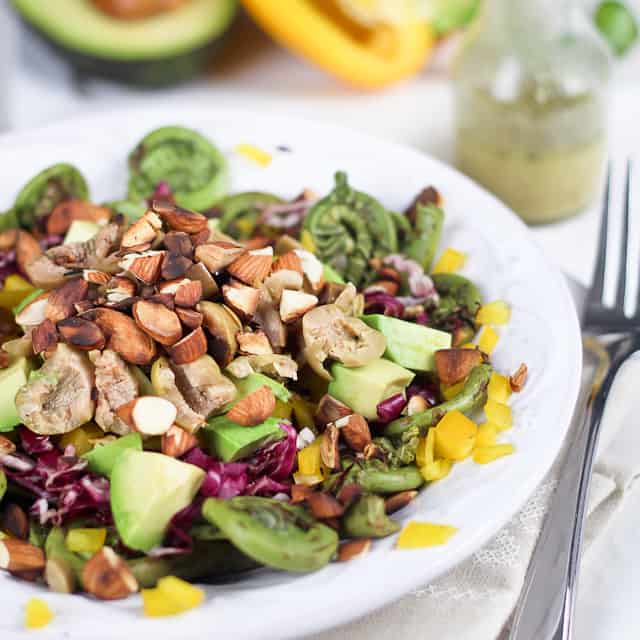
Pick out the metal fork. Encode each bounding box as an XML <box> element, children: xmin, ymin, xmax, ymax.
<box><xmin>509</xmin><ymin>160</ymin><xmax>640</xmax><ymax>640</ymax></box>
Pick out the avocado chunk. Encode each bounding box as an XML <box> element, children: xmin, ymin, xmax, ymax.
<box><xmin>83</xmin><ymin>433</ymin><xmax>142</xmax><ymax>478</ymax></box>
<box><xmin>228</xmin><ymin>373</ymin><xmax>291</xmax><ymax>409</ymax></box>
<box><xmin>11</xmin><ymin>0</ymin><xmax>239</xmax><ymax>87</ymax></box>
<box><xmin>328</xmin><ymin>359</ymin><xmax>415</xmax><ymax>420</ymax></box>
<box><xmin>361</xmin><ymin>315</ymin><xmax>452</xmax><ymax>372</ymax></box>
<box><xmin>110</xmin><ymin>450</ymin><xmax>205</xmax><ymax>552</ymax></box>
<box><xmin>64</xmin><ymin>220</ymin><xmax>100</xmax><ymax>245</ymax></box>
<box><xmin>323</xmin><ymin>263</ymin><xmax>346</xmax><ymax>284</ymax></box>
<box><xmin>203</xmin><ymin>416</ymin><xmax>286</xmax><ymax>462</ymax></box>
<box><xmin>0</xmin><ymin>357</ymin><xmax>32</xmax><ymax>432</ymax></box>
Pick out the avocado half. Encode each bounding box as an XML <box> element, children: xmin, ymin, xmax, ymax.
<box><xmin>11</xmin><ymin>0</ymin><xmax>238</xmax><ymax>86</ymax></box>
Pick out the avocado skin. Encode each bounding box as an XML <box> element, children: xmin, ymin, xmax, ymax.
<box><xmin>17</xmin><ymin>22</ymin><xmax>234</xmax><ymax>87</ymax></box>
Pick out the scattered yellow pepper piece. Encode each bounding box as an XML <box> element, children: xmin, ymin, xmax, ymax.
<box><xmin>290</xmin><ymin>393</ymin><xmax>316</xmax><ymax>431</ymax></box>
<box><xmin>434</xmin><ymin>411</ymin><xmax>477</xmax><ymax>461</ymax></box>
<box><xmin>300</xmin><ymin>229</ymin><xmax>316</xmax><ymax>253</ymax></box>
<box><xmin>25</xmin><ymin>598</ymin><xmax>53</xmax><ymax>629</ymax></box>
<box><xmin>234</xmin><ymin>143</ymin><xmax>272</xmax><ymax>167</ymax></box>
<box><xmin>440</xmin><ymin>380</ymin><xmax>466</xmax><ymax>401</ymax></box>
<box><xmin>432</xmin><ymin>248</ymin><xmax>466</xmax><ymax>274</ymax></box>
<box><xmin>292</xmin><ymin>472</ymin><xmax>324</xmax><ymax>486</ymax></box>
<box><xmin>473</xmin><ymin>444</ymin><xmax>515</xmax><ymax>464</ymax></box>
<box><xmin>4</xmin><ymin>274</ymin><xmax>34</xmax><ymax>292</ymax></box>
<box><xmin>272</xmin><ymin>399</ymin><xmax>293</xmax><ymax>421</ymax></box>
<box><xmin>420</xmin><ymin>459</ymin><xmax>452</xmax><ymax>482</ymax></box>
<box><xmin>484</xmin><ymin>400</ymin><xmax>513</xmax><ymax>431</ymax></box>
<box><xmin>0</xmin><ymin>287</ymin><xmax>35</xmax><ymax>312</ymax></box>
<box><xmin>297</xmin><ymin>439</ymin><xmax>322</xmax><ymax>476</ymax></box>
<box><xmin>475</xmin><ymin>423</ymin><xmax>498</xmax><ymax>448</ymax></box>
<box><xmin>478</xmin><ymin>326</ymin><xmax>499</xmax><ymax>354</ymax></box>
<box><xmin>415</xmin><ymin>429</ymin><xmax>435</xmax><ymax>468</ymax></box>
<box><xmin>142</xmin><ymin>576</ymin><xmax>205</xmax><ymax>617</ymax></box>
<box><xmin>487</xmin><ymin>372</ymin><xmax>512</xmax><ymax>404</ymax></box>
<box><xmin>397</xmin><ymin>521</ymin><xmax>458</xmax><ymax>549</ymax></box>
<box><xmin>476</xmin><ymin>300</ymin><xmax>511</xmax><ymax>325</ymax></box>
<box><xmin>241</xmin><ymin>0</ymin><xmax>434</xmax><ymax>90</ymax></box>
<box><xmin>66</xmin><ymin>528</ymin><xmax>107</xmax><ymax>554</ymax></box>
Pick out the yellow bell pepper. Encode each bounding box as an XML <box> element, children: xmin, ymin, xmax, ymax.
<box><xmin>487</xmin><ymin>372</ymin><xmax>512</xmax><ymax>404</ymax></box>
<box><xmin>473</xmin><ymin>444</ymin><xmax>515</xmax><ymax>465</ymax></box>
<box><xmin>24</xmin><ymin>598</ymin><xmax>54</xmax><ymax>629</ymax></box>
<box><xmin>142</xmin><ymin>576</ymin><xmax>205</xmax><ymax>617</ymax></box>
<box><xmin>292</xmin><ymin>472</ymin><xmax>324</xmax><ymax>486</ymax></box>
<box><xmin>4</xmin><ymin>274</ymin><xmax>33</xmax><ymax>292</ymax></box>
<box><xmin>66</xmin><ymin>528</ymin><xmax>107</xmax><ymax>554</ymax></box>
<box><xmin>434</xmin><ymin>411</ymin><xmax>477</xmax><ymax>461</ymax></box>
<box><xmin>241</xmin><ymin>0</ymin><xmax>434</xmax><ymax>89</ymax></box>
<box><xmin>478</xmin><ymin>326</ymin><xmax>499</xmax><ymax>354</ymax></box>
<box><xmin>297</xmin><ymin>439</ymin><xmax>322</xmax><ymax>476</ymax></box>
<box><xmin>415</xmin><ymin>428</ymin><xmax>435</xmax><ymax>468</ymax></box>
<box><xmin>476</xmin><ymin>301</ymin><xmax>511</xmax><ymax>326</ymax></box>
<box><xmin>291</xmin><ymin>394</ymin><xmax>316</xmax><ymax>431</ymax></box>
<box><xmin>475</xmin><ymin>423</ymin><xmax>498</xmax><ymax>448</ymax></box>
<box><xmin>420</xmin><ymin>458</ymin><xmax>452</xmax><ymax>482</ymax></box>
<box><xmin>272</xmin><ymin>399</ymin><xmax>293</xmax><ymax>421</ymax></box>
<box><xmin>432</xmin><ymin>248</ymin><xmax>466</xmax><ymax>274</ymax></box>
<box><xmin>484</xmin><ymin>400</ymin><xmax>513</xmax><ymax>431</ymax></box>
<box><xmin>397</xmin><ymin>521</ymin><xmax>457</xmax><ymax>549</ymax></box>
<box><xmin>235</xmin><ymin>143</ymin><xmax>272</xmax><ymax>167</ymax></box>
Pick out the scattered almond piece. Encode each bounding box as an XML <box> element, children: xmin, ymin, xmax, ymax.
<box><xmin>510</xmin><ymin>363</ymin><xmax>528</xmax><ymax>392</ymax></box>
<box><xmin>116</xmin><ymin>396</ymin><xmax>177</xmax><ymax>436</ymax></box>
<box><xmin>279</xmin><ymin>289</ymin><xmax>318</xmax><ymax>323</ymax></box>
<box><xmin>162</xmin><ymin>425</ymin><xmax>198</xmax><ymax>458</ymax></box>
<box><xmin>338</xmin><ymin>539</ymin><xmax>371</xmax><ymax>562</ymax></box>
<box><xmin>82</xmin><ymin>547</ymin><xmax>138</xmax><ymax>600</ymax></box>
<box><xmin>133</xmin><ymin>300</ymin><xmax>183</xmax><ymax>346</ymax></box>
<box><xmin>227</xmin><ymin>385</ymin><xmax>275</xmax><ymax>426</ymax></box>
<box><xmin>227</xmin><ymin>249</ymin><xmax>273</xmax><ymax>287</ymax></box>
<box><xmin>222</xmin><ymin>282</ymin><xmax>260</xmax><ymax>320</ymax></box>
<box><xmin>57</xmin><ymin>317</ymin><xmax>106</xmax><ymax>351</ymax></box>
<box><xmin>167</xmin><ymin>327</ymin><xmax>208</xmax><ymax>365</ymax></box>
<box><xmin>153</xmin><ymin>201</ymin><xmax>208</xmax><ymax>234</ymax></box>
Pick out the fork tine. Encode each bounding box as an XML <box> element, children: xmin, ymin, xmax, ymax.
<box><xmin>615</xmin><ymin>161</ymin><xmax>632</xmax><ymax>311</ymax></box>
<box><xmin>589</xmin><ymin>164</ymin><xmax>611</xmax><ymax>305</ymax></box>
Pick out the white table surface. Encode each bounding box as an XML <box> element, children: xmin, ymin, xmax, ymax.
<box><xmin>3</xmin><ymin>10</ymin><xmax>640</xmax><ymax>639</ymax></box>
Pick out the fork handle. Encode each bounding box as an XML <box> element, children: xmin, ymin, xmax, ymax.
<box><xmin>509</xmin><ymin>371</ymin><xmax>605</xmax><ymax>640</ymax></box>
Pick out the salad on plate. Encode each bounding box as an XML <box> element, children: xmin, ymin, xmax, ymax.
<box><xmin>0</xmin><ymin>125</ymin><xmax>525</xmax><ymax>622</ymax></box>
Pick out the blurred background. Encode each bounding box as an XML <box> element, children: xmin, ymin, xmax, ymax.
<box><xmin>1</xmin><ymin>0</ymin><xmax>640</xmax><ymax>279</ymax></box>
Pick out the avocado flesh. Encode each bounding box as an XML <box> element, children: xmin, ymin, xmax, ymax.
<box><xmin>11</xmin><ymin>0</ymin><xmax>238</xmax><ymax>86</ymax></box>
<box><xmin>204</xmin><ymin>416</ymin><xmax>286</xmax><ymax>462</ymax></box>
<box><xmin>328</xmin><ymin>359</ymin><xmax>415</xmax><ymax>420</ymax></box>
<box><xmin>83</xmin><ymin>433</ymin><xmax>142</xmax><ymax>478</ymax></box>
<box><xmin>361</xmin><ymin>315</ymin><xmax>452</xmax><ymax>372</ymax></box>
<box><xmin>0</xmin><ymin>358</ymin><xmax>32</xmax><ymax>432</ymax></box>
<box><xmin>64</xmin><ymin>220</ymin><xmax>100</xmax><ymax>245</ymax></box>
<box><xmin>110</xmin><ymin>450</ymin><xmax>205</xmax><ymax>552</ymax></box>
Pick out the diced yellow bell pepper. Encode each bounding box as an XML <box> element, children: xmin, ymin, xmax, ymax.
<box><xmin>66</xmin><ymin>528</ymin><xmax>107</xmax><ymax>554</ymax></box>
<box><xmin>476</xmin><ymin>301</ymin><xmax>511</xmax><ymax>326</ymax></box>
<box><xmin>0</xmin><ymin>288</ymin><xmax>34</xmax><ymax>312</ymax></box>
<box><xmin>473</xmin><ymin>444</ymin><xmax>515</xmax><ymax>464</ymax></box>
<box><xmin>460</xmin><ymin>343</ymin><xmax>478</xmax><ymax>350</ymax></box>
<box><xmin>440</xmin><ymin>380</ymin><xmax>466</xmax><ymax>401</ymax></box>
<box><xmin>434</xmin><ymin>411</ymin><xmax>477</xmax><ymax>461</ymax></box>
<box><xmin>297</xmin><ymin>439</ymin><xmax>322</xmax><ymax>476</ymax></box>
<box><xmin>235</xmin><ymin>143</ymin><xmax>272</xmax><ymax>168</ymax></box>
<box><xmin>142</xmin><ymin>576</ymin><xmax>205</xmax><ymax>617</ymax></box>
<box><xmin>475</xmin><ymin>423</ymin><xmax>498</xmax><ymax>448</ymax></box>
<box><xmin>432</xmin><ymin>248</ymin><xmax>466</xmax><ymax>274</ymax></box>
<box><xmin>487</xmin><ymin>372</ymin><xmax>512</xmax><ymax>404</ymax></box>
<box><xmin>415</xmin><ymin>429</ymin><xmax>435</xmax><ymax>468</ymax></box>
<box><xmin>58</xmin><ymin>423</ymin><xmax>104</xmax><ymax>456</ymax></box>
<box><xmin>396</xmin><ymin>521</ymin><xmax>458</xmax><ymax>549</ymax></box>
<box><xmin>292</xmin><ymin>472</ymin><xmax>323</xmax><ymax>486</ymax></box>
<box><xmin>4</xmin><ymin>274</ymin><xmax>34</xmax><ymax>292</ymax></box>
<box><xmin>272</xmin><ymin>399</ymin><xmax>293</xmax><ymax>420</ymax></box>
<box><xmin>478</xmin><ymin>326</ymin><xmax>499</xmax><ymax>354</ymax></box>
<box><xmin>484</xmin><ymin>400</ymin><xmax>513</xmax><ymax>431</ymax></box>
<box><xmin>291</xmin><ymin>394</ymin><xmax>316</xmax><ymax>431</ymax></box>
<box><xmin>300</xmin><ymin>230</ymin><xmax>316</xmax><ymax>253</ymax></box>
<box><xmin>420</xmin><ymin>459</ymin><xmax>452</xmax><ymax>482</ymax></box>
<box><xmin>25</xmin><ymin>598</ymin><xmax>54</xmax><ymax>629</ymax></box>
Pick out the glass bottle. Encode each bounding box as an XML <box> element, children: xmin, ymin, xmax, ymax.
<box><xmin>452</xmin><ymin>0</ymin><xmax>611</xmax><ymax>224</ymax></box>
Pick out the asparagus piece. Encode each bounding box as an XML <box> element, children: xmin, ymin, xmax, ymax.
<box><xmin>384</xmin><ymin>364</ymin><xmax>492</xmax><ymax>438</ymax></box>
<box><xmin>44</xmin><ymin>527</ymin><xmax>86</xmax><ymax>592</ymax></box>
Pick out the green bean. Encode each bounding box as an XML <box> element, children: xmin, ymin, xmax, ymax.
<box><xmin>202</xmin><ymin>496</ymin><xmax>338</xmax><ymax>572</ymax></box>
<box><xmin>129</xmin><ymin>541</ymin><xmax>259</xmax><ymax>588</ymax></box>
<box><xmin>406</xmin><ymin>203</ymin><xmax>444</xmax><ymax>271</ymax></box>
<box><xmin>0</xmin><ymin>470</ymin><xmax>6</xmax><ymax>504</ymax></box>
<box><xmin>44</xmin><ymin>527</ymin><xmax>86</xmax><ymax>591</ymax></box>
<box><xmin>431</xmin><ymin>273</ymin><xmax>482</xmax><ymax>324</ymax></box>
<box><xmin>351</xmin><ymin>460</ymin><xmax>424</xmax><ymax>494</ymax></box>
<box><xmin>342</xmin><ymin>495</ymin><xmax>400</xmax><ymax>539</ymax></box>
<box><xmin>384</xmin><ymin>364</ymin><xmax>492</xmax><ymax>438</ymax></box>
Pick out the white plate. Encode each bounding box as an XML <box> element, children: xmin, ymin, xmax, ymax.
<box><xmin>0</xmin><ymin>108</ymin><xmax>581</xmax><ymax>640</ymax></box>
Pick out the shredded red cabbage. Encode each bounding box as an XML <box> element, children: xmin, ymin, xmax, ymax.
<box><xmin>364</xmin><ymin>291</ymin><xmax>405</xmax><ymax>318</ymax></box>
<box><xmin>0</xmin><ymin>249</ymin><xmax>18</xmax><ymax>283</ymax></box>
<box><xmin>376</xmin><ymin>393</ymin><xmax>407</xmax><ymax>423</ymax></box>
<box><xmin>0</xmin><ymin>427</ymin><xmax>111</xmax><ymax>526</ymax></box>
<box><xmin>149</xmin><ymin>181</ymin><xmax>175</xmax><ymax>205</ymax></box>
<box><xmin>39</xmin><ymin>235</ymin><xmax>64</xmax><ymax>251</ymax></box>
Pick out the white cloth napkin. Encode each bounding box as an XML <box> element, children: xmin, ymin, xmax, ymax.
<box><xmin>312</xmin><ymin>304</ymin><xmax>640</xmax><ymax>640</ymax></box>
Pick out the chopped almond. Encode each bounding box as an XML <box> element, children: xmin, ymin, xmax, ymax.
<box><xmin>195</xmin><ymin>241</ymin><xmax>245</xmax><ymax>273</ymax></box>
<box><xmin>120</xmin><ymin>251</ymin><xmax>165</xmax><ymax>285</ymax></box>
<box><xmin>174</xmin><ymin>280</ymin><xmax>202</xmax><ymax>308</ymax></box>
<box><xmin>162</xmin><ymin>425</ymin><xmax>198</xmax><ymax>458</ymax></box>
<box><xmin>47</xmin><ymin>200</ymin><xmax>110</xmax><ymax>235</ymax></box>
<box><xmin>116</xmin><ymin>396</ymin><xmax>177</xmax><ymax>436</ymax></box>
<box><xmin>57</xmin><ymin>317</ymin><xmax>106</xmax><ymax>351</ymax></box>
<box><xmin>237</xmin><ymin>331</ymin><xmax>273</xmax><ymax>356</ymax></box>
<box><xmin>227</xmin><ymin>249</ymin><xmax>273</xmax><ymax>287</ymax></box>
<box><xmin>222</xmin><ymin>282</ymin><xmax>260</xmax><ymax>320</ymax></box>
<box><xmin>132</xmin><ymin>300</ymin><xmax>183</xmax><ymax>346</ymax></box>
<box><xmin>175</xmin><ymin>307</ymin><xmax>203</xmax><ymax>330</ymax></box>
<box><xmin>226</xmin><ymin>385</ymin><xmax>275</xmax><ymax>426</ymax></box>
<box><xmin>272</xmin><ymin>251</ymin><xmax>303</xmax><ymax>275</ymax></box>
<box><xmin>279</xmin><ymin>289</ymin><xmax>318</xmax><ymax>323</ymax></box>
<box><xmin>152</xmin><ymin>201</ymin><xmax>208</xmax><ymax>234</ymax></box>
<box><xmin>434</xmin><ymin>348</ymin><xmax>484</xmax><ymax>386</ymax></box>
<box><xmin>45</xmin><ymin>278</ymin><xmax>88</xmax><ymax>323</ymax></box>
<box><xmin>31</xmin><ymin>319</ymin><xmax>57</xmax><ymax>354</ymax></box>
<box><xmin>167</xmin><ymin>327</ymin><xmax>208</xmax><ymax>365</ymax></box>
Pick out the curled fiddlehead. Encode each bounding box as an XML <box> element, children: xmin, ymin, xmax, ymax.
<box><xmin>128</xmin><ymin>126</ymin><xmax>228</xmax><ymax>211</ymax></box>
<box><xmin>303</xmin><ymin>172</ymin><xmax>398</xmax><ymax>286</ymax></box>
<box><xmin>12</xmin><ymin>163</ymin><xmax>89</xmax><ymax>229</ymax></box>
<box><xmin>216</xmin><ymin>191</ymin><xmax>283</xmax><ymax>239</ymax></box>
